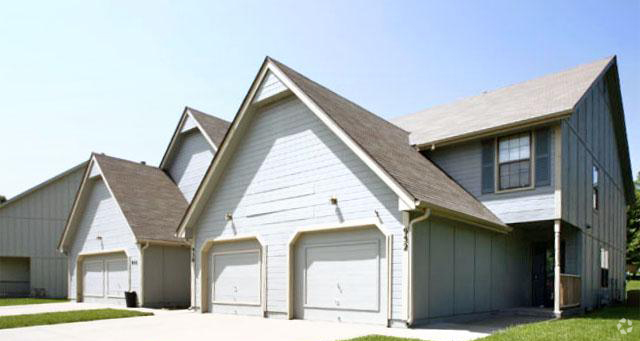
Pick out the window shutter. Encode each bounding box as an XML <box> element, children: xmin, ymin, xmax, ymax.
<box><xmin>535</xmin><ymin>128</ymin><xmax>551</xmax><ymax>187</ymax></box>
<box><xmin>481</xmin><ymin>139</ymin><xmax>495</xmax><ymax>194</ymax></box>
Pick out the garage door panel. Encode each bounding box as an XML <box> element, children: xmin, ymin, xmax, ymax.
<box><xmin>83</xmin><ymin>261</ymin><xmax>104</xmax><ymax>297</ymax></box>
<box><xmin>294</xmin><ymin>228</ymin><xmax>387</xmax><ymax>325</ymax></box>
<box><xmin>212</xmin><ymin>251</ymin><xmax>261</xmax><ymax>304</ymax></box>
<box><xmin>304</xmin><ymin>241</ymin><xmax>380</xmax><ymax>311</ymax></box>
<box><xmin>82</xmin><ymin>254</ymin><xmax>128</xmax><ymax>304</ymax></box>
<box><xmin>106</xmin><ymin>259</ymin><xmax>127</xmax><ymax>298</ymax></box>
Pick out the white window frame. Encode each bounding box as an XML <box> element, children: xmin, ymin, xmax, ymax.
<box><xmin>495</xmin><ymin>131</ymin><xmax>535</xmax><ymax>193</ymax></box>
<box><xmin>600</xmin><ymin>248</ymin><xmax>609</xmax><ymax>288</ymax></box>
<box><xmin>592</xmin><ymin>165</ymin><xmax>600</xmax><ymax>211</ymax></box>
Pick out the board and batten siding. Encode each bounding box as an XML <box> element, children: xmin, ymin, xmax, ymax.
<box><xmin>0</xmin><ymin>166</ymin><xmax>84</xmax><ymax>298</ymax></box>
<box><xmin>143</xmin><ymin>245</ymin><xmax>190</xmax><ymax>307</ymax></box>
<box><xmin>166</xmin><ymin>129</ymin><xmax>215</xmax><ymax>202</ymax></box>
<box><xmin>412</xmin><ymin>216</ymin><xmax>530</xmax><ymax>322</ymax></box>
<box><xmin>192</xmin><ymin>96</ymin><xmax>407</xmax><ymax>322</ymax></box>
<box><xmin>67</xmin><ymin>178</ymin><xmax>141</xmax><ymax>303</ymax></box>
<box><xmin>562</xmin><ymin>75</ymin><xmax>627</xmax><ymax>308</ymax></box>
<box><xmin>426</xmin><ymin>127</ymin><xmax>557</xmax><ymax>224</ymax></box>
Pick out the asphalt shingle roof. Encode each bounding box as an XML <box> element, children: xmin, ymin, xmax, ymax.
<box><xmin>392</xmin><ymin>57</ymin><xmax>614</xmax><ymax>146</ymax></box>
<box><xmin>187</xmin><ymin>107</ymin><xmax>231</xmax><ymax>148</ymax></box>
<box><xmin>270</xmin><ymin>58</ymin><xmax>506</xmax><ymax>229</ymax></box>
<box><xmin>94</xmin><ymin>154</ymin><xmax>188</xmax><ymax>243</ymax></box>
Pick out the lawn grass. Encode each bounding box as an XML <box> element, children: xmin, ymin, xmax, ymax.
<box><xmin>340</xmin><ymin>337</ymin><xmax>423</xmax><ymax>341</ymax></box>
<box><xmin>340</xmin><ymin>305</ymin><xmax>640</xmax><ymax>341</ymax></box>
<box><xmin>0</xmin><ymin>309</ymin><xmax>152</xmax><ymax>330</ymax></box>
<box><xmin>0</xmin><ymin>298</ymin><xmax>68</xmax><ymax>307</ymax></box>
<box><xmin>481</xmin><ymin>305</ymin><xmax>639</xmax><ymax>341</ymax></box>
<box><xmin>627</xmin><ymin>279</ymin><xmax>640</xmax><ymax>291</ymax></box>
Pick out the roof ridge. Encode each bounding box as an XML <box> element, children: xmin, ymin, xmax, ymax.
<box><xmin>270</xmin><ymin>58</ymin><xmax>505</xmax><ymax>229</ymax></box>
<box><xmin>397</xmin><ymin>55</ymin><xmax>615</xmax><ymax>120</ymax></box>
<box><xmin>93</xmin><ymin>153</ymin><xmax>157</xmax><ymax>170</ymax></box>
<box><xmin>186</xmin><ymin>106</ymin><xmax>231</xmax><ymax>124</ymax></box>
<box><xmin>268</xmin><ymin>58</ymin><xmax>411</xmax><ymax>136</ymax></box>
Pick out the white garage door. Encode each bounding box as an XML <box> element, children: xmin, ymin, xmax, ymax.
<box><xmin>209</xmin><ymin>239</ymin><xmax>262</xmax><ymax>316</ymax></box>
<box><xmin>82</xmin><ymin>254</ymin><xmax>128</xmax><ymax>304</ymax></box>
<box><xmin>294</xmin><ymin>228</ymin><xmax>387</xmax><ymax>324</ymax></box>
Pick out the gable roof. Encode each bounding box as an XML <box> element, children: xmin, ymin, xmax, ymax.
<box><xmin>601</xmin><ymin>61</ymin><xmax>635</xmax><ymax>203</ymax></box>
<box><xmin>392</xmin><ymin>56</ymin><xmax>614</xmax><ymax>147</ymax></box>
<box><xmin>159</xmin><ymin>107</ymin><xmax>231</xmax><ymax>169</ymax></box>
<box><xmin>392</xmin><ymin>55</ymin><xmax>634</xmax><ymax>204</ymax></box>
<box><xmin>59</xmin><ymin>154</ymin><xmax>188</xmax><ymax>251</ymax></box>
<box><xmin>0</xmin><ymin>161</ymin><xmax>87</xmax><ymax>210</ymax></box>
<box><xmin>178</xmin><ymin>58</ymin><xmax>507</xmax><ymax>237</ymax></box>
<box><xmin>270</xmin><ymin>59</ymin><xmax>506</xmax><ymax>229</ymax></box>
<box><xmin>187</xmin><ymin>107</ymin><xmax>231</xmax><ymax>148</ymax></box>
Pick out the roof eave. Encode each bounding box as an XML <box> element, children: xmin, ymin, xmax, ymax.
<box><xmin>416</xmin><ymin>200</ymin><xmax>511</xmax><ymax>234</ymax></box>
<box><xmin>1</xmin><ymin>161</ymin><xmax>88</xmax><ymax>210</ymax></box>
<box><xmin>136</xmin><ymin>238</ymin><xmax>189</xmax><ymax>247</ymax></box>
<box><xmin>414</xmin><ymin>110</ymin><xmax>572</xmax><ymax>150</ymax></box>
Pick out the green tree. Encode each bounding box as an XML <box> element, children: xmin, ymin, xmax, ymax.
<box><xmin>627</xmin><ymin>172</ymin><xmax>640</xmax><ymax>271</ymax></box>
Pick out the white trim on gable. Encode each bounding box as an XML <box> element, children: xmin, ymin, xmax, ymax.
<box><xmin>185</xmin><ymin>109</ymin><xmax>219</xmax><ymax>153</ymax></box>
<box><xmin>181</xmin><ymin>114</ymin><xmax>198</xmax><ymax>133</ymax></box>
<box><xmin>58</xmin><ymin>155</ymin><xmax>137</xmax><ymax>252</ymax></box>
<box><xmin>58</xmin><ymin>158</ymin><xmax>94</xmax><ymax>252</ymax></box>
<box><xmin>159</xmin><ymin>109</ymin><xmax>218</xmax><ymax>170</ymax></box>
<box><xmin>177</xmin><ymin>59</ymin><xmax>417</xmax><ymax>238</ymax></box>
<box><xmin>253</xmin><ymin>70</ymin><xmax>288</xmax><ymax>103</ymax></box>
<box><xmin>88</xmin><ymin>161</ymin><xmax>101</xmax><ymax>178</ymax></box>
<box><xmin>267</xmin><ymin>63</ymin><xmax>417</xmax><ymax>210</ymax></box>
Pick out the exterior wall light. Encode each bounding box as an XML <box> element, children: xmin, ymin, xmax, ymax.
<box><xmin>330</xmin><ymin>196</ymin><xmax>338</xmax><ymax>205</ymax></box>
<box><xmin>225</xmin><ymin>213</ymin><xmax>233</xmax><ymax>221</ymax></box>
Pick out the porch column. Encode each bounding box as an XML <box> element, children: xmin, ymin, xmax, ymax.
<box><xmin>553</xmin><ymin>219</ymin><xmax>561</xmax><ymax>315</ymax></box>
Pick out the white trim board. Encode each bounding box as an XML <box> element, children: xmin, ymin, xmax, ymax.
<box><xmin>177</xmin><ymin>59</ymin><xmax>417</xmax><ymax>238</ymax></box>
<box><xmin>159</xmin><ymin>108</ymin><xmax>220</xmax><ymax>170</ymax></box>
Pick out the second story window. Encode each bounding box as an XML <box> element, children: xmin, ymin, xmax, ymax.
<box><xmin>498</xmin><ymin>132</ymin><xmax>531</xmax><ymax>190</ymax></box>
<box><xmin>593</xmin><ymin>166</ymin><xmax>599</xmax><ymax>210</ymax></box>
<box><xmin>600</xmin><ymin>248</ymin><xmax>609</xmax><ymax>287</ymax></box>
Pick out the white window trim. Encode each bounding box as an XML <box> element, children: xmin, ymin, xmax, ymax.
<box><xmin>592</xmin><ymin>164</ymin><xmax>600</xmax><ymax>211</ymax></box>
<box><xmin>494</xmin><ymin>130</ymin><xmax>537</xmax><ymax>193</ymax></box>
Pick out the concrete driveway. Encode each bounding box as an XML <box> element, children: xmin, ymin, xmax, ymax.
<box><xmin>0</xmin><ymin>303</ymin><xmax>548</xmax><ymax>341</ymax></box>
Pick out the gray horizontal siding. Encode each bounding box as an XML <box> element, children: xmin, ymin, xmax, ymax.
<box><xmin>192</xmin><ymin>96</ymin><xmax>406</xmax><ymax>322</ymax></box>
<box><xmin>68</xmin><ymin>178</ymin><xmax>141</xmax><ymax>301</ymax></box>
<box><xmin>166</xmin><ymin>130</ymin><xmax>214</xmax><ymax>202</ymax></box>
<box><xmin>426</xmin><ymin>129</ymin><xmax>556</xmax><ymax>224</ymax></box>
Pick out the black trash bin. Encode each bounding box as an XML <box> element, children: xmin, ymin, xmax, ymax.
<box><xmin>124</xmin><ymin>291</ymin><xmax>137</xmax><ymax>308</ymax></box>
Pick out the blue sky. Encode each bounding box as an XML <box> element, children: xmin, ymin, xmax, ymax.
<box><xmin>1</xmin><ymin>1</ymin><xmax>638</xmax><ymax>197</ymax></box>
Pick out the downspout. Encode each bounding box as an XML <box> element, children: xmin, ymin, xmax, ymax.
<box><xmin>139</xmin><ymin>242</ymin><xmax>150</xmax><ymax>307</ymax></box>
<box><xmin>406</xmin><ymin>208</ymin><xmax>431</xmax><ymax>327</ymax></box>
<box><xmin>189</xmin><ymin>242</ymin><xmax>197</xmax><ymax>310</ymax></box>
